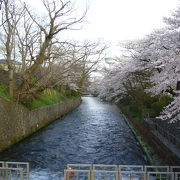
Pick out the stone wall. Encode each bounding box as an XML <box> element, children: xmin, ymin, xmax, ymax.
<box><xmin>0</xmin><ymin>97</ymin><xmax>82</xmax><ymax>151</ymax></box>
<box><xmin>120</xmin><ymin>108</ymin><xmax>180</xmax><ymax>165</ymax></box>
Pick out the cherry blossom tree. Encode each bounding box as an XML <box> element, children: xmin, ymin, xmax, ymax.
<box><xmin>95</xmin><ymin>5</ymin><xmax>180</xmax><ymax>123</ymax></box>
<box><xmin>96</xmin><ymin>56</ymin><xmax>148</xmax><ymax>102</ymax></box>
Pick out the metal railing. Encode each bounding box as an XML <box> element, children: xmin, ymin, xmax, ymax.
<box><xmin>91</xmin><ymin>170</ymin><xmax>118</xmax><ymax>180</ymax></box>
<box><xmin>0</xmin><ymin>167</ymin><xmax>23</xmax><ymax>180</ymax></box>
<box><xmin>144</xmin><ymin>117</ymin><xmax>180</xmax><ymax>150</ymax></box>
<box><xmin>119</xmin><ymin>165</ymin><xmax>143</xmax><ymax>171</ymax></box>
<box><xmin>147</xmin><ymin>171</ymin><xmax>174</xmax><ymax>180</ymax></box>
<box><xmin>93</xmin><ymin>165</ymin><xmax>118</xmax><ymax>171</ymax></box>
<box><xmin>119</xmin><ymin>171</ymin><xmax>146</xmax><ymax>180</ymax></box>
<box><xmin>175</xmin><ymin>172</ymin><xmax>180</xmax><ymax>180</ymax></box>
<box><xmin>1</xmin><ymin>162</ymin><xmax>179</xmax><ymax>179</ymax></box>
<box><xmin>144</xmin><ymin>166</ymin><xmax>169</xmax><ymax>172</ymax></box>
<box><xmin>64</xmin><ymin>169</ymin><xmax>91</xmax><ymax>180</ymax></box>
<box><xmin>67</xmin><ymin>164</ymin><xmax>92</xmax><ymax>171</ymax></box>
<box><xmin>63</xmin><ymin>164</ymin><xmax>180</xmax><ymax>180</ymax></box>
<box><xmin>0</xmin><ymin>162</ymin><xmax>5</xmax><ymax>168</ymax></box>
<box><xmin>0</xmin><ymin>161</ymin><xmax>29</xmax><ymax>180</ymax></box>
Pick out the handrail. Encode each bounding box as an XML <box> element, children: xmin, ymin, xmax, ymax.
<box><xmin>64</xmin><ymin>164</ymin><xmax>180</xmax><ymax>180</ymax></box>
<box><xmin>144</xmin><ymin>117</ymin><xmax>180</xmax><ymax>150</ymax></box>
<box><xmin>0</xmin><ymin>167</ymin><xmax>24</xmax><ymax>180</ymax></box>
<box><xmin>0</xmin><ymin>161</ymin><xmax>29</xmax><ymax>180</ymax></box>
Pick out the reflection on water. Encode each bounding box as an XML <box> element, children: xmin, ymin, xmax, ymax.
<box><xmin>0</xmin><ymin>97</ymin><xmax>147</xmax><ymax>179</ymax></box>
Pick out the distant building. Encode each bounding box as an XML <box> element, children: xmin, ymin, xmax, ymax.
<box><xmin>0</xmin><ymin>59</ymin><xmax>21</xmax><ymax>72</ymax></box>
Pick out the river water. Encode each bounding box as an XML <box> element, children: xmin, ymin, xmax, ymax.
<box><xmin>0</xmin><ymin>97</ymin><xmax>147</xmax><ymax>179</ymax></box>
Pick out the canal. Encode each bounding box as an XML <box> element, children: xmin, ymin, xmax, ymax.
<box><xmin>0</xmin><ymin>97</ymin><xmax>147</xmax><ymax>179</ymax></box>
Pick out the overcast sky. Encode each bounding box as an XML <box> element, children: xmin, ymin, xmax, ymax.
<box><xmin>29</xmin><ymin>0</ymin><xmax>180</xmax><ymax>56</ymax></box>
<box><xmin>80</xmin><ymin>0</ymin><xmax>179</xmax><ymax>40</ymax></box>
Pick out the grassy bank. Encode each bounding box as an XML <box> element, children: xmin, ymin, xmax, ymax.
<box><xmin>118</xmin><ymin>103</ymin><xmax>142</xmax><ymax>124</ymax></box>
<box><xmin>30</xmin><ymin>88</ymin><xmax>80</xmax><ymax>109</ymax></box>
<box><xmin>0</xmin><ymin>83</ymin><xmax>81</xmax><ymax>109</ymax></box>
<box><xmin>0</xmin><ymin>83</ymin><xmax>16</xmax><ymax>102</ymax></box>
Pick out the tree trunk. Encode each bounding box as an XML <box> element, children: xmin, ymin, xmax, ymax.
<box><xmin>7</xmin><ymin>52</ymin><xmax>14</xmax><ymax>97</ymax></box>
<box><xmin>18</xmin><ymin>37</ymin><xmax>51</xmax><ymax>98</ymax></box>
<box><xmin>9</xmin><ymin>68</ymin><xmax>14</xmax><ymax>97</ymax></box>
<box><xmin>4</xmin><ymin>0</ymin><xmax>14</xmax><ymax>97</ymax></box>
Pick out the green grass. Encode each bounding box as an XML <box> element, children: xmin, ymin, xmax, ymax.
<box><xmin>118</xmin><ymin>103</ymin><xmax>142</xmax><ymax>123</ymax></box>
<box><xmin>0</xmin><ymin>83</ymin><xmax>81</xmax><ymax>109</ymax></box>
<box><xmin>0</xmin><ymin>83</ymin><xmax>16</xmax><ymax>102</ymax></box>
<box><xmin>30</xmin><ymin>89</ymin><xmax>64</xmax><ymax>109</ymax></box>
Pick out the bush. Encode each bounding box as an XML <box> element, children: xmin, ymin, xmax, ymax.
<box><xmin>129</xmin><ymin>103</ymin><xmax>139</xmax><ymax>113</ymax></box>
<box><xmin>151</xmin><ymin>95</ymin><xmax>172</xmax><ymax>117</ymax></box>
<box><xmin>119</xmin><ymin>88</ymin><xmax>173</xmax><ymax>121</ymax></box>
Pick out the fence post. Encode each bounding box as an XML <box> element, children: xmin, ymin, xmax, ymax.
<box><xmin>20</xmin><ymin>168</ymin><xmax>24</xmax><ymax>180</ymax></box>
<box><xmin>119</xmin><ymin>171</ymin><xmax>122</xmax><ymax>180</ymax></box>
<box><xmin>88</xmin><ymin>171</ymin><xmax>91</xmax><ymax>180</ymax></box>
<box><xmin>4</xmin><ymin>162</ymin><xmax>8</xmax><ymax>180</ymax></box>
<box><xmin>114</xmin><ymin>171</ymin><xmax>117</xmax><ymax>180</ymax></box>
<box><xmin>27</xmin><ymin>163</ymin><xmax>30</xmax><ymax>180</ymax></box>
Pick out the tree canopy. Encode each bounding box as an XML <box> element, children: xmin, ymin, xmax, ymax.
<box><xmin>92</xmin><ymin>5</ymin><xmax>180</xmax><ymax>123</ymax></box>
<box><xmin>0</xmin><ymin>0</ymin><xmax>106</xmax><ymax>103</ymax></box>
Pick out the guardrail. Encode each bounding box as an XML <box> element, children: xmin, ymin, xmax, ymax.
<box><xmin>0</xmin><ymin>161</ymin><xmax>29</xmax><ymax>180</ymax></box>
<box><xmin>119</xmin><ymin>171</ymin><xmax>146</xmax><ymax>180</ymax></box>
<box><xmin>0</xmin><ymin>167</ymin><xmax>24</xmax><ymax>180</ymax></box>
<box><xmin>63</xmin><ymin>164</ymin><xmax>180</xmax><ymax>180</ymax></box>
<box><xmin>144</xmin><ymin>117</ymin><xmax>180</xmax><ymax>150</ymax></box>
<box><xmin>0</xmin><ymin>162</ymin><xmax>179</xmax><ymax>179</ymax></box>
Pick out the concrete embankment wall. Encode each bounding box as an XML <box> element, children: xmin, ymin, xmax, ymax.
<box><xmin>120</xmin><ymin>108</ymin><xmax>180</xmax><ymax>165</ymax></box>
<box><xmin>0</xmin><ymin>97</ymin><xmax>82</xmax><ymax>151</ymax></box>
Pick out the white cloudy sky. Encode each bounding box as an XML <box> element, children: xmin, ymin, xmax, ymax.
<box><xmin>29</xmin><ymin>0</ymin><xmax>180</xmax><ymax>56</ymax></box>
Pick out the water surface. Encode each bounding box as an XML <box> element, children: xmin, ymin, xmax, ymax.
<box><xmin>0</xmin><ymin>97</ymin><xmax>147</xmax><ymax>179</ymax></box>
